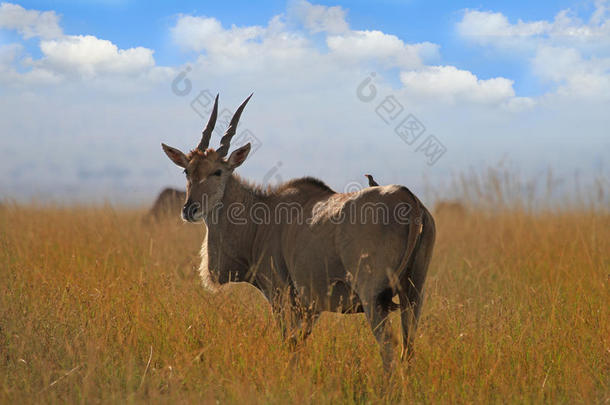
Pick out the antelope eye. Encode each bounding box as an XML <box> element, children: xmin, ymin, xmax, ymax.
<box><xmin>212</xmin><ymin>170</ymin><xmax>222</xmax><ymax>176</ymax></box>
<box><xmin>183</xmin><ymin>169</ymin><xmax>188</xmax><ymax>176</ymax></box>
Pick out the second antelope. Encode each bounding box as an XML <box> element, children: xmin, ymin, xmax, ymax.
<box><xmin>161</xmin><ymin>94</ymin><xmax>436</xmax><ymax>370</ymax></box>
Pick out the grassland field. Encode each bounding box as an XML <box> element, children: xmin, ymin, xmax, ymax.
<box><xmin>0</xmin><ymin>183</ymin><xmax>608</xmax><ymax>403</ymax></box>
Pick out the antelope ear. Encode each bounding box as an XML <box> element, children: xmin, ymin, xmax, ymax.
<box><xmin>227</xmin><ymin>143</ymin><xmax>251</xmax><ymax>169</ymax></box>
<box><xmin>162</xmin><ymin>143</ymin><xmax>188</xmax><ymax>168</ymax></box>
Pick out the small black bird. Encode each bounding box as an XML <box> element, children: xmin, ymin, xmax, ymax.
<box><xmin>364</xmin><ymin>174</ymin><xmax>379</xmax><ymax>187</ymax></box>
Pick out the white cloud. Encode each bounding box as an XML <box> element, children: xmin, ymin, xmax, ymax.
<box><xmin>399</xmin><ymin>65</ymin><xmax>520</xmax><ymax>105</ymax></box>
<box><xmin>0</xmin><ymin>2</ymin><xmax>62</xmax><ymax>39</ymax></box>
<box><xmin>0</xmin><ymin>42</ymin><xmax>20</xmax><ymax>66</ymax></box>
<box><xmin>327</xmin><ymin>30</ymin><xmax>438</xmax><ymax>68</ymax></box>
<box><xmin>289</xmin><ymin>0</ymin><xmax>349</xmax><ymax>34</ymax></box>
<box><xmin>0</xmin><ymin>3</ymin><xmax>163</xmax><ymax>84</ymax></box>
<box><xmin>171</xmin><ymin>10</ymin><xmax>436</xmax><ymax>74</ymax></box>
<box><xmin>170</xmin><ymin>15</ymin><xmax>314</xmax><ymax>72</ymax></box>
<box><xmin>171</xmin><ymin>15</ymin><xmax>265</xmax><ymax>53</ymax></box>
<box><xmin>532</xmin><ymin>46</ymin><xmax>610</xmax><ymax>99</ymax></box>
<box><xmin>35</xmin><ymin>35</ymin><xmax>156</xmax><ymax>78</ymax></box>
<box><xmin>456</xmin><ymin>2</ymin><xmax>610</xmax><ymax>100</ymax></box>
<box><xmin>457</xmin><ymin>10</ymin><xmax>550</xmax><ymax>47</ymax></box>
<box><xmin>457</xmin><ymin>3</ymin><xmax>610</xmax><ymax>49</ymax></box>
<box><xmin>0</xmin><ymin>42</ymin><xmax>64</xmax><ymax>85</ymax></box>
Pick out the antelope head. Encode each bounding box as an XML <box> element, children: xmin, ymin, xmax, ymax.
<box><xmin>161</xmin><ymin>94</ymin><xmax>252</xmax><ymax>223</ymax></box>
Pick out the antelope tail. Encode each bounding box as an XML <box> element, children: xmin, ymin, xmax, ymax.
<box><xmin>395</xmin><ymin>191</ymin><xmax>425</xmax><ymax>289</ymax></box>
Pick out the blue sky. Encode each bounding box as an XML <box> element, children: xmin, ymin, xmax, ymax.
<box><xmin>0</xmin><ymin>0</ymin><xmax>608</xmax><ymax>203</ymax></box>
<box><xmin>11</xmin><ymin>0</ymin><xmax>592</xmax><ymax>93</ymax></box>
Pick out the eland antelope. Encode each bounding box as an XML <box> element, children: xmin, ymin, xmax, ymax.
<box><xmin>434</xmin><ymin>200</ymin><xmax>467</xmax><ymax>217</ymax></box>
<box><xmin>161</xmin><ymin>94</ymin><xmax>436</xmax><ymax>370</ymax></box>
<box><xmin>145</xmin><ymin>188</ymin><xmax>186</xmax><ymax>222</ymax></box>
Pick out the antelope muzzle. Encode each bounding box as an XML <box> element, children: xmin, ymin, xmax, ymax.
<box><xmin>182</xmin><ymin>200</ymin><xmax>202</xmax><ymax>223</ymax></box>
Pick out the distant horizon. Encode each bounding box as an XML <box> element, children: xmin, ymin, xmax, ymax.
<box><xmin>2</xmin><ymin>163</ymin><xmax>606</xmax><ymax>210</ymax></box>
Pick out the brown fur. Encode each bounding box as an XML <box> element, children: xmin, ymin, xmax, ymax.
<box><xmin>162</xmin><ymin>95</ymin><xmax>436</xmax><ymax>371</ymax></box>
<box><xmin>145</xmin><ymin>188</ymin><xmax>186</xmax><ymax>222</ymax></box>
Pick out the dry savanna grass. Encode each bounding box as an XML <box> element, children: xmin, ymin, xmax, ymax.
<box><xmin>0</xmin><ymin>189</ymin><xmax>608</xmax><ymax>403</ymax></box>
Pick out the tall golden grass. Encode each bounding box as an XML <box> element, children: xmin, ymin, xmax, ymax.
<box><xmin>1</xmin><ymin>172</ymin><xmax>608</xmax><ymax>403</ymax></box>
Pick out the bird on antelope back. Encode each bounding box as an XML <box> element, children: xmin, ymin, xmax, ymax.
<box><xmin>365</xmin><ymin>174</ymin><xmax>379</xmax><ymax>187</ymax></box>
<box><xmin>161</xmin><ymin>94</ymin><xmax>436</xmax><ymax>372</ymax></box>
